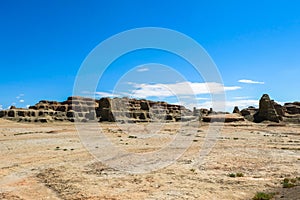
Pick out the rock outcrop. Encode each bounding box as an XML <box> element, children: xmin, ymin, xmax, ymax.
<box><xmin>0</xmin><ymin>96</ymin><xmax>195</xmax><ymax>123</ymax></box>
<box><xmin>232</xmin><ymin>106</ymin><xmax>240</xmax><ymax>114</ymax></box>
<box><xmin>236</xmin><ymin>95</ymin><xmax>299</xmax><ymax>124</ymax></box>
<box><xmin>253</xmin><ymin>94</ymin><xmax>281</xmax><ymax>123</ymax></box>
<box><xmin>202</xmin><ymin>114</ymin><xmax>244</xmax><ymax>123</ymax></box>
<box><xmin>1</xmin><ymin>94</ymin><xmax>299</xmax><ymax>124</ymax></box>
<box><xmin>0</xmin><ymin>96</ymin><xmax>98</xmax><ymax>123</ymax></box>
<box><xmin>96</xmin><ymin>97</ymin><xmax>194</xmax><ymax>122</ymax></box>
<box><xmin>284</xmin><ymin>102</ymin><xmax>300</xmax><ymax>115</ymax></box>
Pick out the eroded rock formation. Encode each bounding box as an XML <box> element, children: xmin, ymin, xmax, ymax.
<box><xmin>253</xmin><ymin>94</ymin><xmax>281</xmax><ymax>123</ymax></box>
<box><xmin>0</xmin><ymin>96</ymin><xmax>98</xmax><ymax>123</ymax></box>
<box><xmin>97</xmin><ymin>97</ymin><xmax>194</xmax><ymax>122</ymax></box>
<box><xmin>0</xmin><ymin>96</ymin><xmax>195</xmax><ymax>123</ymax></box>
<box><xmin>1</xmin><ymin>94</ymin><xmax>299</xmax><ymax>123</ymax></box>
<box><xmin>232</xmin><ymin>106</ymin><xmax>240</xmax><ymax>114</ymax></box>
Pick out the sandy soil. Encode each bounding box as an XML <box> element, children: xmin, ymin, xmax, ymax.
<box><xmin>0</xmin><ymin>118</ymin><xmax>299</xmax><ymax>200</ymax></box>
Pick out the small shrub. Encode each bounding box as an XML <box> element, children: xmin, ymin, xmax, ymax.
<box><xmin>128</xmin><ymin>135</ymin><xmax>137</xmax><ymax>139</ymax></box>
<box><xmin>282</xmin><ymin>178</ymin><xmax>296</xmax><ymax>188</ymax></box>
<box><xmin>290</xmin><ymin>178</ymin><xmax>297</xmax><ymax>183</ymax></box>
<box><xmin>252</xmin><ymin>192</ymin><xmax>274</xmax><ymax>200</ymax></box>
<box><xmin>236</xmin><ymin>172</ymin><xmax>244</xmax><ymax>177</ymax></box>
<box><xmin>228</xmin><ymin>172</ymin><xmax>244</xmax><ymax>178</ymax></box>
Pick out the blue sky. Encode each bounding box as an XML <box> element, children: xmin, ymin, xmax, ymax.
<box><xmin>0</xmin><ymin>0</ymin><xmax>299</xmax><ymax>111</ymax></box>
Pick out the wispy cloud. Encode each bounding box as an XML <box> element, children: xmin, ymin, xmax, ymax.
<box><xmin>0</xmin><ymin>105</ymin><xmax>2</xmax><ymax>110</ymax></box>
<box><xmin>16</xmin><ymin>93</ymin><xmax>25</xmax><ymax>99</ymax></box>
<box><xmin>136</xmin><ymin>67</ymin><xmax>149</xmax><ymax>72</ymax></box>
<box><xmin>19</xmin><ymin>99</ymin><xmax>25</xmax><ymax>103</ymax></box>
<box><xmin>238</xmin><ymin>79</ymin><xmax>264</xmax><ymax>84</ymax></box>
<box><xmin>80</xmin><ymin>91</ymin><xmax>120</xmax><ymax>98</ymax></box>
<box><xmin>129</xmin><ymin>82</ymin><xmax>241</xmax><ymax>98</ymax></box>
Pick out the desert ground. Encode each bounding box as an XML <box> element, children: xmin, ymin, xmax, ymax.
<box><xmin>0</xmin><ymin>118</ymin><xmax>299</xmax><ymax>200</ymax></box>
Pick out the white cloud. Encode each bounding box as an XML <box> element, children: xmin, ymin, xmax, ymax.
<box><xmin>196</xmin><ymin>99</ymin><xmax>259</xmax><ymax>111</ymax></box>
<box><xmin>80</xmin><ymin>91</ymin><xmax>120</xmax><ymax>98</ymax></box>
<box><xmin>196</xmin><ymin>97</ymin><xmax>210</xmax><ymax>100</ymax></box>
<box><xmin>19</xmin><ymin>99</ymin><xmax>25</xmax><ymax>103</ymax></box>
<box><xmin>225</xmin><ymin>99</ymin><xmax>259</xmax><ymax>109</ymax></box>
<box><xmin>238</xmin><ymin>79</ymin><xmax>264</xmax><ymax>84</ymax></box>
<box><xmin>126</xmin><ymin>82</ymin><xmax>135</xmax><ymax>85</ymax></box>
<box><xmin>0</xmin><ymin>105</ymin><xmax>3</xmax><ymax>110</ymax></box>
<box><xmin>129</xmin><ymin>82</ymin><xmax>241</xmax><ymax>99</ymax></box>
<box><xmin>136</xmin><ymin>67</ymin><xmax>149</xmax><ymax>72</ymax></box>
<box><xmin>26</xmin><ymin>105</ymin><xmax>30</xmax><ymax>108</ymax></box>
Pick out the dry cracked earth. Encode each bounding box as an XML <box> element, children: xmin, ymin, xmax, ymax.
<box><xmin>0</xmin><ymin>118</ymin><xmax>299</xmax><ymax>200</ymax></box>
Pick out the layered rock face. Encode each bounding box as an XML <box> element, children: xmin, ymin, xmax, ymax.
<box><xmin>97</xmin><ymin>97</ymin><xmax>194</xmax><ymax>122</ymax></box>
<box><xmin>284</xmin><ymin>102</ymin><xmax>300</xmax><ymax>115</ymax></box>
<box><xmin>0</xmin><ymin>96</ymin><xmax>98</xmax><ymax>123</ymax></box>
<box><xmin>0</xmin><ymin>96</ymin><xmax>195</xmax><ymax>123</ymax></box>
<box><xmin>253</xmin><ymin>94</ymin><xmax>281</xmax><ymax>123</ymax></box>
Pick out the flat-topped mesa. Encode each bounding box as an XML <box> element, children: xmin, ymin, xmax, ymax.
<box><xmin>96</xmin><ymin>97</ymin><xmax>194</xmax><ymax>122</ymax></box>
